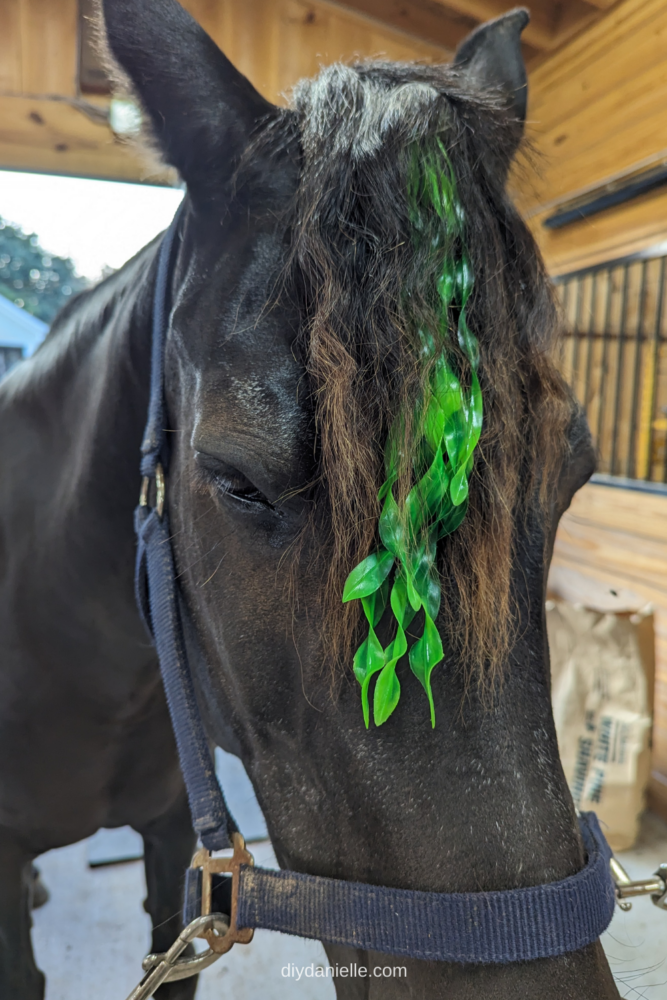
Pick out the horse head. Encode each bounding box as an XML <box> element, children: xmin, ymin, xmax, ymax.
<box><xmin>100</xmin><ymin>2</ymin><xmax>614</xmax><ymax>995</ymax></box>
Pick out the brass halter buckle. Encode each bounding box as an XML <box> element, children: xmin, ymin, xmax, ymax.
<box><xmin>124</xmin><ymin>834</ymin><xmax>254</xmax><ymax>1000</ymax></box>
<box><xmin>139</xmin><ymin>462</ymin><xmax>166</xmax><ymax>519</ymax></box>
<box><xmin>190</xmin><ymin>832</ymin><xmax>255</xmax><ymax>954</ymax></box>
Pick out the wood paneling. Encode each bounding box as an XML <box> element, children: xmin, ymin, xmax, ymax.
<box><xmin>526</xmin><ymin>189</ymin><xmax>667</xmax><ymax>277</ymax></box>
<box><xmin>518</xmin><ymin>0</ymin><xmax>667</xmax><ymax>274</ymax></box>
<box><xmin>183</xmin><ymin>0</ymin><xmax>449</xmax><ymax>104</ymax></box>
<box><xmin>323</xmin><ymin>0</ymin><xmax>475</xmax><ymax>55</ymax></box>
<box><xmin>551</xmin><ymin>482</ymin><xmax>667</xmax><ymax>817</ymax></box>
<box><xmin>0</xmin><ymin>0</ymin><xmax>23</xmax><ymax>94</ymax></box>
<box><xmin>0</xmin><ymin>0</ymin><xmax>450</xmax><ymax>180</ymax></box>
<box><xmin>0</xmin><ymin>96</ymin><xmax>165</xmax><ymax>182</ymax></box>
<box><xmin>19</xmin><ymin>0</ymin><xmax>78</xmax><ymax>96</ymax></box>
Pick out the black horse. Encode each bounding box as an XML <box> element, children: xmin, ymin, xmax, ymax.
<box><xmin>0</xmin><ymin>1</ymin><xmax>620</xmax><ymax>997</ymax></box>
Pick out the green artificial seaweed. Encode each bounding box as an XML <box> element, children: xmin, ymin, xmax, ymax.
<box><xmin>342</xmin><ymin>140</ymin><xmax>482</xmax><ymax>729</ymax></box>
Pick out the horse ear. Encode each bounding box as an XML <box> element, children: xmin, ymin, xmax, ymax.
<box><xmin>453</xmin><ymin>8</ymin><xmax>530</xmax><ymax>124</ymax></box>
<box><xmin>100</xmin><ymin>0</ymin><xmax>276</xmax><ymax>197</ymax></box>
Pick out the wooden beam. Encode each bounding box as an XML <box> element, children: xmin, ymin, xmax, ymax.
<box><xmin>550</xmin><ymin>0</ymin><xmax>606</xmax><ymax>50</ymax></box>
<box><xmin>580</xmin><ymin>0</ymin><xmax>618</xmax><ymax>8</ymax></box>
<box><xmin>18</xmin><ymin>0</ymin><xmax>78</xmax><ymax>97</ymax></box>
<box><xmin>0</xmin><ymin>1</ymin><xmax>22</xmax><ymax>94</ymax></box>
<box><xmin>0</xmin><ymin>95</ymin><xmax>171</xmax><ymax>183</ymax></box>
<box><xmin>523</xmin><ymin>186</ymin><xmax>667</xmax><ymax>276</ymax></box>
<box><xmin>428</xmin><ymin>0</ymin><xmax>558</xmax><ymax>50</ymax></box>
<box><xmin>324</xmin><ymin>0</ymin><xmax>477</xmax><ymax>52</ymax></box>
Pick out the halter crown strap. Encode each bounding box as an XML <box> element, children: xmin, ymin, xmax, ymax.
<box><xmin>135</xmin><ymin>204</ymin><xmax>235</xmax><ymax>851</ymax></box>
<box><xmin>134</xmin><ymin>209</ymin><xmax>617</xmax><ymax>962</ymax></box>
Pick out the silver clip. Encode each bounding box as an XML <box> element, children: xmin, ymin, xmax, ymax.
<box><xmin>610</xmin><ymin>857</ymin><xmax>667</xmax><ymax>913</ymax></box>
<box><xmin>124</xmin><ymin>913</ymin><xmax>228</xmax><ymax>1000</ymax></box>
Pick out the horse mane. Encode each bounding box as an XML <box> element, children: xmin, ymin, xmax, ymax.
<box><xmin>276</xmin><ymin>61</ymin><xmax>573</xmax><ymax>691</ymax></box>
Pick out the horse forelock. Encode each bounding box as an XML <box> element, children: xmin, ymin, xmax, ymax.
<box><xmin>252</xmin><ymin>61</ymin><xmax>574</xmax><ymax>692</ymax></box>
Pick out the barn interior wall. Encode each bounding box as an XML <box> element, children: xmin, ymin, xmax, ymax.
<box><xmin>523</xmin><ymin>0</ymin><xmax>667</xmax><ymax>817</ymax></box>
<box><xmin>517</xmin><ymin>0</ymin><xmax>667</xmax><ymax>275</ymax></box>
<box><xmin>0</xmin><ymin>0</ymin><xmax>447</xmax><ymax>183</ymax></box>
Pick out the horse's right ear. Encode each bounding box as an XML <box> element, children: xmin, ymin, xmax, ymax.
<box><xmin>453</xmin><ymin>8</ymin><xmax>529</xmax><ymax>124</ymax></box>
<box><xmin>100</xmin><ymin>0</ymin><xmax>276</xmax><ymax>198</ymax></box>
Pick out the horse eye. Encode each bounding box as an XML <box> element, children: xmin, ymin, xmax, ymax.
<box><xmin>194</xmin><ymin>453</ymin><xmax>274</xmax><ymax>509</ymax></box>
<box><xmin>214</xmin><ymin>470</ymin><xmax>274</xmax><ymax>509</ymax></box>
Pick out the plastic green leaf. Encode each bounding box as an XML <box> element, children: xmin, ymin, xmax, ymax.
<box><xmin>354</xmin><ymin>627</ymin><xmax>386</xmax><ymax>728</ymax></box>
<box><xmin>373</xmin><ymin>624</ymin><xmax>408</xmax><ymax>726</ymax></box>
<box><xmin>390</xmin><ymin>574</ymin><xmax>418</xmax><ymax>630</ymax></box>
<box><xmin>341</xmin><ymin>140</ymin><xmax>482</xmax><ymax>728</ymax></box>
<box><xmin>361</xmin><ymin>577</ymin><xmax>390</xmax><ymax>628</ymax></box>
<box><xmin>412</xmin><ymin>544</ymin><xmax>440</xmax><ymax>621</ymax></box>
<box><xmin>342</xmin><ymin>548</ymin><xmax>394</xmax><ymax>602</ymax></box>
<box><xmin>409</xmin><ymin>613</ymin><xmax>444</xmax><ymax>727</ymax></box>
<box><xmin>455</xmin><ymin>258</ymin><xmax>474</xmax><ymax>307</ymax></box>
<box><xmin>432</xmin><ymin>356</ymin><xmax>463</xmax><ymax>419</ymax></box>
<box><xmin>423</xmin><ymin>396</ymin><xmax>444</xmax><ymax>454</ymax></box>
<box><xmin>457</xmin><ymin>310</ymin><xmax>480</xmax><ymax>369</ymax></box>
<box><xmin>437</xmin><ymin>271</ymin><xmax>455</xmax><ymax>308</ymax></box>
<box><xmin>373</xmin><ymin>662</ymin><xmax>401</xmax><ymax>726</ymax></box>
<box><xmin>443</xmin><ymin>406</ymin><xmax>466</xmax><ymax>471</ymax></box>
<box><xmin>434</xmin><ymin>496</ymin><xmax>468</xmax><ymax>539</ymax></box>
<box><xmin>379</xmin><ymin>492</ymin><xmax>405</xmax><ymax>558</ymax></box>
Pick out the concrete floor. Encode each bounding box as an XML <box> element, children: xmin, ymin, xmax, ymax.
<box><xmin>30</xmin><ymin>813</ymin><xmax>667</xmax><ymax>1000</ymax></box>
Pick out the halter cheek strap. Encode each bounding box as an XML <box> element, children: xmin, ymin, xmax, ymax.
<box><xmin>133</xmin><ymin>206</ymin><xmax>617</xmax><ymax>964</ymax></box>
<box><xmin>134</xmin><ymin>203</ymin><xmax>235</xmax><ymax>852</ymax></box>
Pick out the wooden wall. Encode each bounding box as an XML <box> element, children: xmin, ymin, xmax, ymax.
<box><xmin>0</xmin><ymin>0</ymin><xmax>447</xmax><ymax>183</ymax></box>
<box><xmin>551</xmin><ymin>482</ymin><xmax>667</xmax><ymax>816</ymax></box>
<box><xmin>517</xmin><ymin>0</ymin><xmax>667</xmax><ymax>275</ymax></box>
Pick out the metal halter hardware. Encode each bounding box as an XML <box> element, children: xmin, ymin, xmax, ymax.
<box><xmin>610</xmin><ymin>857</ymin><xmax>667</xmax><ymax>912</ymax></box>
<box><xmin>127</xmin><ymin>206</ymin><xmax>667</xmax><ymax>1000</ymax></box>
<box><xmin>125</xmin><ymin>834</ymin><xmax>254</xmax><ymax>999</ymax></box>
<box><xmin>138</xmin><ymin>463</ymin><xmax>165</xmax><ymax>520</ymax></box>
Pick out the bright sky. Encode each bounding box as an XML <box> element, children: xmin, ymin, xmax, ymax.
<box><xmin>0</xmin><ymin>170</ymin><xmax>184</xmax><ymax>281</ymax></box>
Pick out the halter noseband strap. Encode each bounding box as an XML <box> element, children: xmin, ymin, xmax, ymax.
<box><xmin>133</xmin><ymin>206</ymin><xmax>616</xmax><ymax>964</ymax></box>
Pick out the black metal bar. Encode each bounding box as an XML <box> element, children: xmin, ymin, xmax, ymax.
<box><xmin>647</xmin><ymin>257</ymin><xmax>666</xmax><ymax>482</ymax></box>
<box><xmin>544</xmin><ymin>164</ymin><xmax>667</xmax><ymax>230</ymax></box>
<box><xmin>583</xmin><ymin>272</ymin><xmax>598</xmax><ymax>421</ymax></box>
<box><xmin>571</xmin><ymin>277</ymin><xmax>584</xmax><ymax>392</ymax></box>
<box><xmin>627</xmin><ymin>260</ymin><xmax>648</xmax><ymax>478</ymax></box>
<box><xmin>610</xmin><ymin>264</ymin><xmax>630</xmax><ymax>476</ymax></box>
<box><xmin>559</xmin><ymin>279</ymin><xmax>570</xmax><ymax>371</ymax></box>
<box><xmin>594</xmin><ymin>269</ymin><xmax>614</xmax><ymax>462</ymax></box>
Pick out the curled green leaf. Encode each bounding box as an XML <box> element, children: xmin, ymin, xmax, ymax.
<box><xmin>342</xmin><ymin>140</ymin><xmax>482</xmax><ymax>728</ymax></box>
<box><xmin>354</xmin><ymin>627</ymin><xmax>386</xmax><ymax>728</ymax></box>
<box><xmin>342</xmin><ymin>548</ymin><xmax>394</xmax><ymax>602</ymax></box>
<box><xmin>409</xmin><ymin>613</ymin><xmax>444</xmax><ymax>727</ymax></box>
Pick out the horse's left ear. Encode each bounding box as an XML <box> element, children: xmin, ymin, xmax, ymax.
<box><xmin>100</xmin><ymin>0</ymin><xmax>277</xmax><ymax>200</ymax></box>
<box><xmin>453</xmin><ymin>8</ymin><xmax>530</xmax><ymax>125</ymax></box>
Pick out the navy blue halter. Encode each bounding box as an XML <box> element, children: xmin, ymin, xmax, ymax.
<box><xmin>133</xmin><ymin>205</ymin><xmax>617</xmax><ymax>964</ymax></box>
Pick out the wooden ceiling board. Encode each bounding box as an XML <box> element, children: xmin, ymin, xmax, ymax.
<box><xmin>523</xmin><ymin>58</ymin><xmax>667</xmax><ymax>208</ymax></box>
<box><xmin>529</xmin><ymin>0</ymin><xmax>667</xmax><ymax>130</ymax></box>
<box><xmin>517</xmin><ymin>0</ymin><xmax>667</xmax><ymax>274</ymax></box>
<box><xmin>0</xmin><ymin>0</ymin><xmax>623</xmax><ymax>193</ymax></box>
<box><xmin>0</xmin><ymin>0</ymin><xmax>23</xmax><ymax>94</ymax></box>
<box><xmin>19</xmin><ymin>0</ymin><xmax>78</xmax><ymax>97</ymax></box>
<box><xmin>430</xmin><ymin>0</ymin><xmax>557</xmax><ymax>50</ymax></box>
<box><xmin>182</xmin><ymin>0</ymin><xmax>450</xmax><ymax>104</ymax></box>
<box><xmin>526</xmin><ymin>187</ymin><xmax>667</xmax><ymax>276</ymax></box>
<box><xmin>0</xmin><ymin>95</ymin><xmax>165</xmax><ymax>182</ymax></box>
<box><xmin>325</xmin><ymin>0</ymin><xmax>475</xmax><ymax>53</ymax></box>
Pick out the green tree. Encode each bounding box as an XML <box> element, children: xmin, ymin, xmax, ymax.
<box><xmin>0</xmin><ymin>218</ymin><xmax>89</xmax><ymax>324</ymax></box>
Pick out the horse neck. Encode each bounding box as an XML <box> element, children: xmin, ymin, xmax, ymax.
<box><xmin>46</xmin><ymin>242</ymin><xmax>159</xmax><ymax>531</ymax></box>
